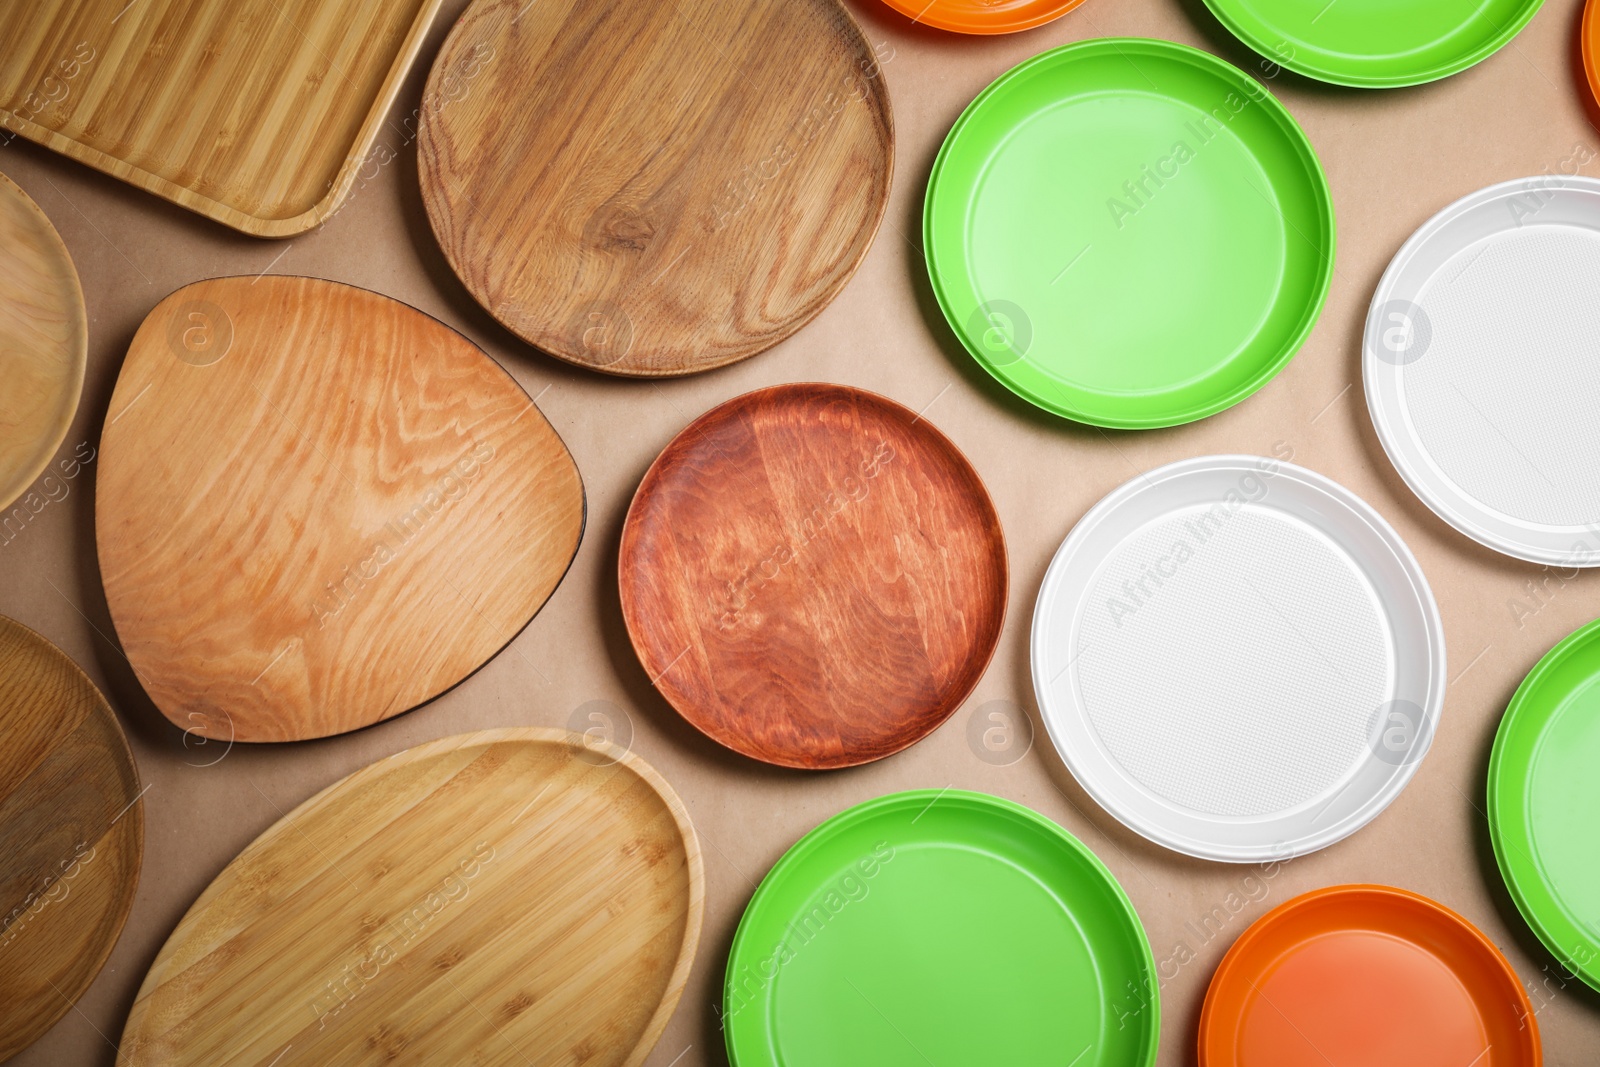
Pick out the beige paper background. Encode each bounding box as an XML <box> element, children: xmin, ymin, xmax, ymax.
<box><xmin>5</xmin><ymin>0</ymin><xmax>1600</xmax><ymax>1062</ymax></box>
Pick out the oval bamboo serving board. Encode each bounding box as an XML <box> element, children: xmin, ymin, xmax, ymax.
<box><xmin>119</xmin><ymin>728</ymin><xmax>705</xmax><ymax>1067</ymax></box>
<box><xmin>97</xmin><ymin>276</ymin><xmax>586</xmax><ymax>743</ymax></box>
<box><xmin>0</xmin><ymin>171</ymin><xmax>86</xmax><ymax>513</ymax></box>
<box><xmin>620</xmin><ymin>383</ymin><xmax>1008</xmax><ymax>769</ymax></box>
<box><xmin>0</xmin><ymin>615</ymin><xmax>143</xmax><ymax>1062</ymax></box>
<box><xmin>418</xmin><ymin>0</ymin><xmax>894</xmax><ymax>377</ymax></box>
<box><xmin>0</xmin><ymin>0</ymin><xmax>443</xmax><ymax>236</ymax></box>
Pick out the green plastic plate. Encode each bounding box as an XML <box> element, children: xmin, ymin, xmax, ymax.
<box><xmin>1488</xmin><ymin>618</ymin><xmax>1600</xmax><ymax>991</ymax></box>
<box><xmin>924</xmin><ymin>39</ymin><xmax>1333</xmax><ymax>429</ymax></box>
<box><xmin>1202</xmin><ymin>0</ymin><xmax>1544</xmax><ymax>88</ymax></box>
<box><xmin>723</xmin><ymin>790</ymin><xmax>1159</xmax><ymax>1066</ymax></box>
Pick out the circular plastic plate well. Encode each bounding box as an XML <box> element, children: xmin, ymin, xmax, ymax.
<box><xmin>1366</xmin><ymin>176</ymin><xmax>1600</xmax><ymax>566</ymax></box>
<box><xmin>1033</xmin><ymin>456</ymin><xmax>1445</xmax><ymax>862</ymax></box>
<box><xmin>924</xmin><ymin>38</ymin><xmax>1333</xmax><ymax>429</ymax></box>
<box><xmin>875</xmin><ymin>0</ymin><xmax>1087</xmax><ymax>34</ymax></box>
<box><xmin>724</xmin><ymin>790</ymin><xmax>1158</xmax><ymax>1066</ymax></box>
<box><xmin>1199</xmin><ymin>885</ymin><xmax>1539</xmax><ymax>1067</ymax></box>
<box><xmin>1489</xmin><ymin>618</ymin><xmax>1600</xmax><ymax>992</ymax></box>
<box><xmin>1202</xmin><ymin>0</ymin><xmax>1543</xmax><ymax>87</ymax></box>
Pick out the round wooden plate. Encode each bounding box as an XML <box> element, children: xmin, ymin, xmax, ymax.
<box><xmin>120</xmin><ymin>728</ymin><xmax>704</xmax><ymax>1067</ymax></box>
<box><xmin>620</xmin><ymin>383</ymin><xmax>1008</xmax><ymax>769</ymax></box>
<box><xmin>417</xmin><ymin>0</ymin><xmax>893</xmax><ymax>377</ymax></box>
<box><xmin>97</xmin><ymin>276</ymin><xmax>586</xmax><ymax>743</ymax></box>
<box><xmin>0</xmin><ymin>615</ymin><xmax>143</xmax><ymax>1061</ymax></box>
<box><xmin>0</xmin><ymin>171</ymin><xmax>87</xmax><ymax>511</ymax></box>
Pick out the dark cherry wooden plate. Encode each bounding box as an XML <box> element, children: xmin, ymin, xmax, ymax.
<box><xmin>619</xmin><ymin>383</ymin><xmax>1008</xmax><ymax>768</ymax></box>
<box><xmin>417</xmin><ymin>0</ymin><xmax>893</xmax><ymax>377</ymax></box>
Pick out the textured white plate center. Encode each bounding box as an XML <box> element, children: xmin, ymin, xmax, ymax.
<box><xmin>1367</xmin><ymin>177</ymin><xmax>1600</xmax><ymax>565</ymax></box>
<box><xmin>1033</xmin><ymin>456</ymin><xmax>1444</xmax><ymax>862</ymax></box>
<box><xmin>1406</xmin><ymin>226</ymin><xmax>1600</xmax><ymax>526</ymax></box>
<box><xmin>1075</xmin><ymin>507</ymin><xmax>1390</xmax><ymax>818</ymax></box>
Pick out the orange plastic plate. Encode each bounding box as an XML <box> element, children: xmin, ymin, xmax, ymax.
<box><xmin>1585</xmin><ymin>0</ymin><xmax>1600</xmax><ymax>110</ymax></box>
<box><xmin>1199</xmin><ymin>885</ymin><xmax>1538</xmax><ymax>1067</ymax></box>
<box><xmin>875</xmin><ymin>0</ymin><xmax>1087</xmax><ymax>35</ymax></box>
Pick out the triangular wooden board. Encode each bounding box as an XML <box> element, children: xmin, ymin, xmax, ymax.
<box><xmin>97</xmin><ymin>276</ymin><xmax>585</xmax><ymax>742</ymax></box>
<box><xmin>119</xmin><ymin>729</ymin><xmax>703</xmax><ymax>1066</ymax></box>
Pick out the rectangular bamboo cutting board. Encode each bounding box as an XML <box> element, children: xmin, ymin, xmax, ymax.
<box><xmin>0</xmin><ymin>0</ymin><xmax>443</xmax><ymax>237</ymax></box>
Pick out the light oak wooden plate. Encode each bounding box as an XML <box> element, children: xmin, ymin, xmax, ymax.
<box><xmin>0</xmin><ymin>171</ymin><xmax>86</xmax><ymax>512</ymax></box>
<box><xmin>0</xmin><ymin>0</ymin><xmax>444</xmax><ymax>236</ymax></box>
<box><xmin>418</xmin><ymin>0</ymin><xmax>894</xmax><ymax>377</ymax></box>
<box><xmin>97</xmin><ymin>275</ymin><xmax>586</xmax><ymax>743</ymax></box>
<box><xmin>620</xmin><ymin>383</ymin><xmax>1009</xmax><ymax>769</ymax></box>
<box><xmin>119</xmin><ymin>728</ymin><xmax>704</xmax><ymax>1066</ymax></box>
<box><xmin>0</xmin><ymin>615</ymin><xmax>143</xmax><ymax>1062</ymax></box>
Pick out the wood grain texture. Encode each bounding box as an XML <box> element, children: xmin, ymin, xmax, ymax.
<box><xmin>0</xmin><ymin>170</ymin><xmax>86</xmax><ymax>512</ymax></box>
<box><xmin>96</xmin><ymin>275</ymin><xmax>586</xmax><ymax>743</ymax></box>
<box><xmin>0</xmin><ymin>0</ymin><xmax>442</xmax><ymax>236</ymax></box>
<box><xmin>119</xmin><ymin>728</ymin><xmax>704</xmax><ymax>1067</ymax></box>
<box><xmin>0</xmin><ymin>614</ymin><xmax>143</xmax><ymax>1062</ymax></box>
<box><xmin>417</xmin><ymin>0</ymin><xmax>894</xmax><ymax>377</ymax></box>
<box><xmin>619</xmin><ymin>383</ymin><xmax>1008</xmax><ymax>769</ymax></box>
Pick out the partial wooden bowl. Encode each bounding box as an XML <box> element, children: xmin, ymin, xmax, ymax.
<box><xmin>97</xmin><ymin>276</ymin><xmax>586</xmax><ymax>742</ymax></box>
<box><xmin>620</xmin><ymin>383</ymin><xmax>1009</xmax><ymax>769</ymax></box>
<box><xmin>0</xmin><ymin>615</ymin><xmax>143</xmax><ymax>1062</ymax></box>
<box><xmin>0</xmin><ymin>171</ymin><xmax>86</xmax><ymax>513</ymax></box>
<box><xmin>418</xmin><ymin>0</ymin><xmax>894</xmax><ymax>377</ymax></box>
<box><xmin>119</xmin><ymin>728</ymin><xmax>703</xmax><ymax>1067</ymax></box>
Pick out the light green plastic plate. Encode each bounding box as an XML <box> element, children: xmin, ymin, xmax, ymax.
<box><xmin>1202</xmin><ymin>0</ymin><xmax>1545</xmax><ymax>88</ymax></box>
<box><xmin>1488</xmin><ymin>618</ymin><xmax>1600</xmax><ymax>991</ymax></box>
<box><xmin>924</xmin><ymin>38</ymin><xmax>1334</xmax><ymax>429</ymax></box>
<box><xmin>723</xmin><ymin>790</ymin><xmax>1159</xmax><ymax>1066</ymax></box>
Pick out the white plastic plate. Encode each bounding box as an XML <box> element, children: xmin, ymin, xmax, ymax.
<box><xmin>1032</xmin><ymin>456</ymin><xmax>1445</xmax><ymax>862</ymax></box>
<box><xmin>1366</xmin><ymin>175</ymin><xmax>1600</xmax><ymax>566</ymax></box>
